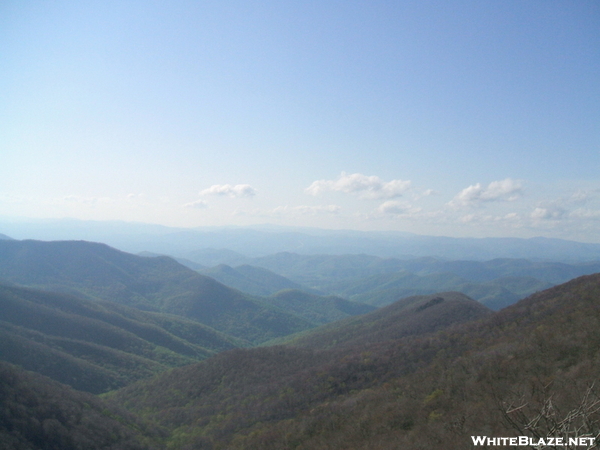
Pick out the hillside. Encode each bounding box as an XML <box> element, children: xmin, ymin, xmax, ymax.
<box><xmin>0</xmin><ymin>283</ymin><xmax>242</xmax><ymax>393</ymax></box>
<box><xmin>262</xmin><ymin>289</ymin><xmax>376</xmax><ymax>325</ymax></box>
<box><xmin>281</xmin><ymin>291</ymin><xmax>491</xmax><ymax>349</ymax></box>
<box><xmin>0</xmin><ymin>362</ymin><xmax>158</xmax><ymax>450</ymax></box>
<box><xmin>109</xmin><ymin>273</ymin><xmax>600</xmax><ymax>449</ymax></box>
<box><xmin>0</xmin><ymin>240</ymin><xmax>315</xmax><ymax>344</ymax></box>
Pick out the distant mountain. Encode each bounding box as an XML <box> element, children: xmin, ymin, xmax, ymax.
<box><xmin>323</xmin><ymin>270</ymin><xmax>554</xmax><ymax>310</ymax></box>
<box><xmin>218</xmin><ymin>252</ymin><xmax>594</xmax><ymax>309</ymax></box>
<box><xmin>169</xmin><ymin>260</ymin><xmax>377</xmax><ymax>328</ymax></box>
<box><xmin>4</xmin><ymin>218</ymin><xmax>600</xmax><ymax>261</ymax></box>
<box><xmin>399</xmin><ymin>257</ymin><xmax>600</xmax><ymax>283</ymax></box>
<box><xmin>246</xmin><ymin>252</ymin><xmax>403</xmax><ymax>288</ymax></box>
<box><xmin>248</xmin><ymin>253</ymin><xmax>600</xmax><ymax>287</ymax></box>
<box><xmin>0</xmin><ymin>240</ymin><xmax>315</xmax><ymax>344</ymax></box>
<box><xmin>0</xmin><ymin>233</ymin><xmax>12</xmax><ymax>240</ymax></box>
<box><xmin>134</xmin><ymin>249</ymin><xmax>572</xmax><ymax>312</ymax></box>
<box><xmin>108</xmin><ymin>273</ymin><xmax>600</xmax><ymax>449</ymax></box>
<box><xmin>0</xmin><ymin>282</ymin><xmax>241</xmax><ymax>393</ymax></box>
<box><xmin>0</xmin><ymin>362</ymin><xmax>156</xmax><ymax>450</ymax></box>
<box><xmin>185</xmin><ymin>248</ymin><xmax>250</xmax><ymax>267</ymax></box>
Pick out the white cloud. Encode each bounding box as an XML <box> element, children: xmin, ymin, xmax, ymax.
<box><xmin>199</xmin><ymin>184</ymin><xmax>257</xmax><ymax>198</ymax></box>
<box><xmin>449</xmin><ymin>178</ymin><xmax>523</xmax><ymax>207</ymax></box>
<box><xmin>183</xmin><ymin>199</ymin><xmax>208</xmax><ymax>209</ymax></box>
<box><xmin>306</xmin><ymin>172</ymin><xmax>411</xmax><ymax>199</ymax></box>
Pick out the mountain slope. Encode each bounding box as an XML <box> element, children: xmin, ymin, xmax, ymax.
<box><xmin>263</xmin><ymin>289</ymin><xmax>376</xmax><ymax>325</ymax></box>
<box><xmin>108</xmin><ymin>291</ymin><xmax>492</xmax><ymax>447</ymax></box>
<box><xmin>282</xmin><ymin>291</ymin><xmax>491</xmax><ymax>349</ymax></box>
<box><xmin>0</xmin><ymin>283</ymin><xmax>242</xmax><ymax>393</ymax></box>
<box><xmin>199</xmin><ymin>263</ymin><xmax>306</xmax><ymax>296</ymax></box>
<box><xmin>0</xmin><ymin>240</ymin><xmax>315</xmax><ymax>344</ymax></box>
<box><xmin>109</xmin><ymin>273</ymin><xmax>600</xmax><ymax>449</ymax></box>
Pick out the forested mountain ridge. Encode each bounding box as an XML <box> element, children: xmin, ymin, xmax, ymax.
<box><xmin>0</xmin><ymin>239</ymin><xmax>316</xmax><ymax>344</ymax></box>
<box><xmin>280</xmin><ymin>291</ymin><xmax>491</xmax><ymax>349</ymax></box>
<box><xmin>108</xmin><ymin>273</ymin><xmax>600</xmax><ymax>449</ymax></box>
<box><xmin>0</xmin><ymin>282</ymin><xmax>242</xmax><ymax>393</ymax></box>
<box><xmin>262</xmin><ymin>289</ymin><xmax>376</xmax><ymax>325</ymax></box>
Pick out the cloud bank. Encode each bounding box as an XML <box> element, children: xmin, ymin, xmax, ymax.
<box><xmin>306</xmin><ymin>172</ymin><xmax>411</xmax><ymax>199</ymax></box>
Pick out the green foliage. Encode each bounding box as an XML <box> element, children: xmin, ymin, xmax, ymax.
<box><xmin>0</xmin><ymin>283</ymin><xmax>240</xmax><ymax>393</ymax></box>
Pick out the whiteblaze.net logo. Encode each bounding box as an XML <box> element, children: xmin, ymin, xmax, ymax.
<box><xmin>471</xmin><ymin>436</ymin><xmax>596</xmax><ymax>447</ymax></box>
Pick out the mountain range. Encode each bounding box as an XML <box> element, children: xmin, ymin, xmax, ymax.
<box><xmin>1</xmin><ymin>233</ymin><xmax>600</xmax><ymax>449</ymax></box>
<box><xmin>0</xmin><ymin>240</ymin><xmax>381</xmax><ymax>397</ymax></box>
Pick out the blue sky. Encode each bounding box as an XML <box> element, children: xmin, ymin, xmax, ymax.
<box><xmin>2</xmin><ymin>1</ymin><xmax>600</xmax><ymax>241</ymax></box>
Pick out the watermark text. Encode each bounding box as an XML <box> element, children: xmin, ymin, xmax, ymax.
<box><xmin>471</xmin><ymin>436</ymin><xmax>596</xmax><ymax>447</ymax></box>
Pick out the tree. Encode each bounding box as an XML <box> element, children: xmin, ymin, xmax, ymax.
<box><xmin>501</xmin><ymin>383</ymin><xmax>600</xmax><ymax>449</ymax></box>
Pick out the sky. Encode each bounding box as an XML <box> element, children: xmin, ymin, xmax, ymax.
<box><xmin>2</xmin><ymin>1</ymin><xmax>600</xmax><ymax>241</ymax></box>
